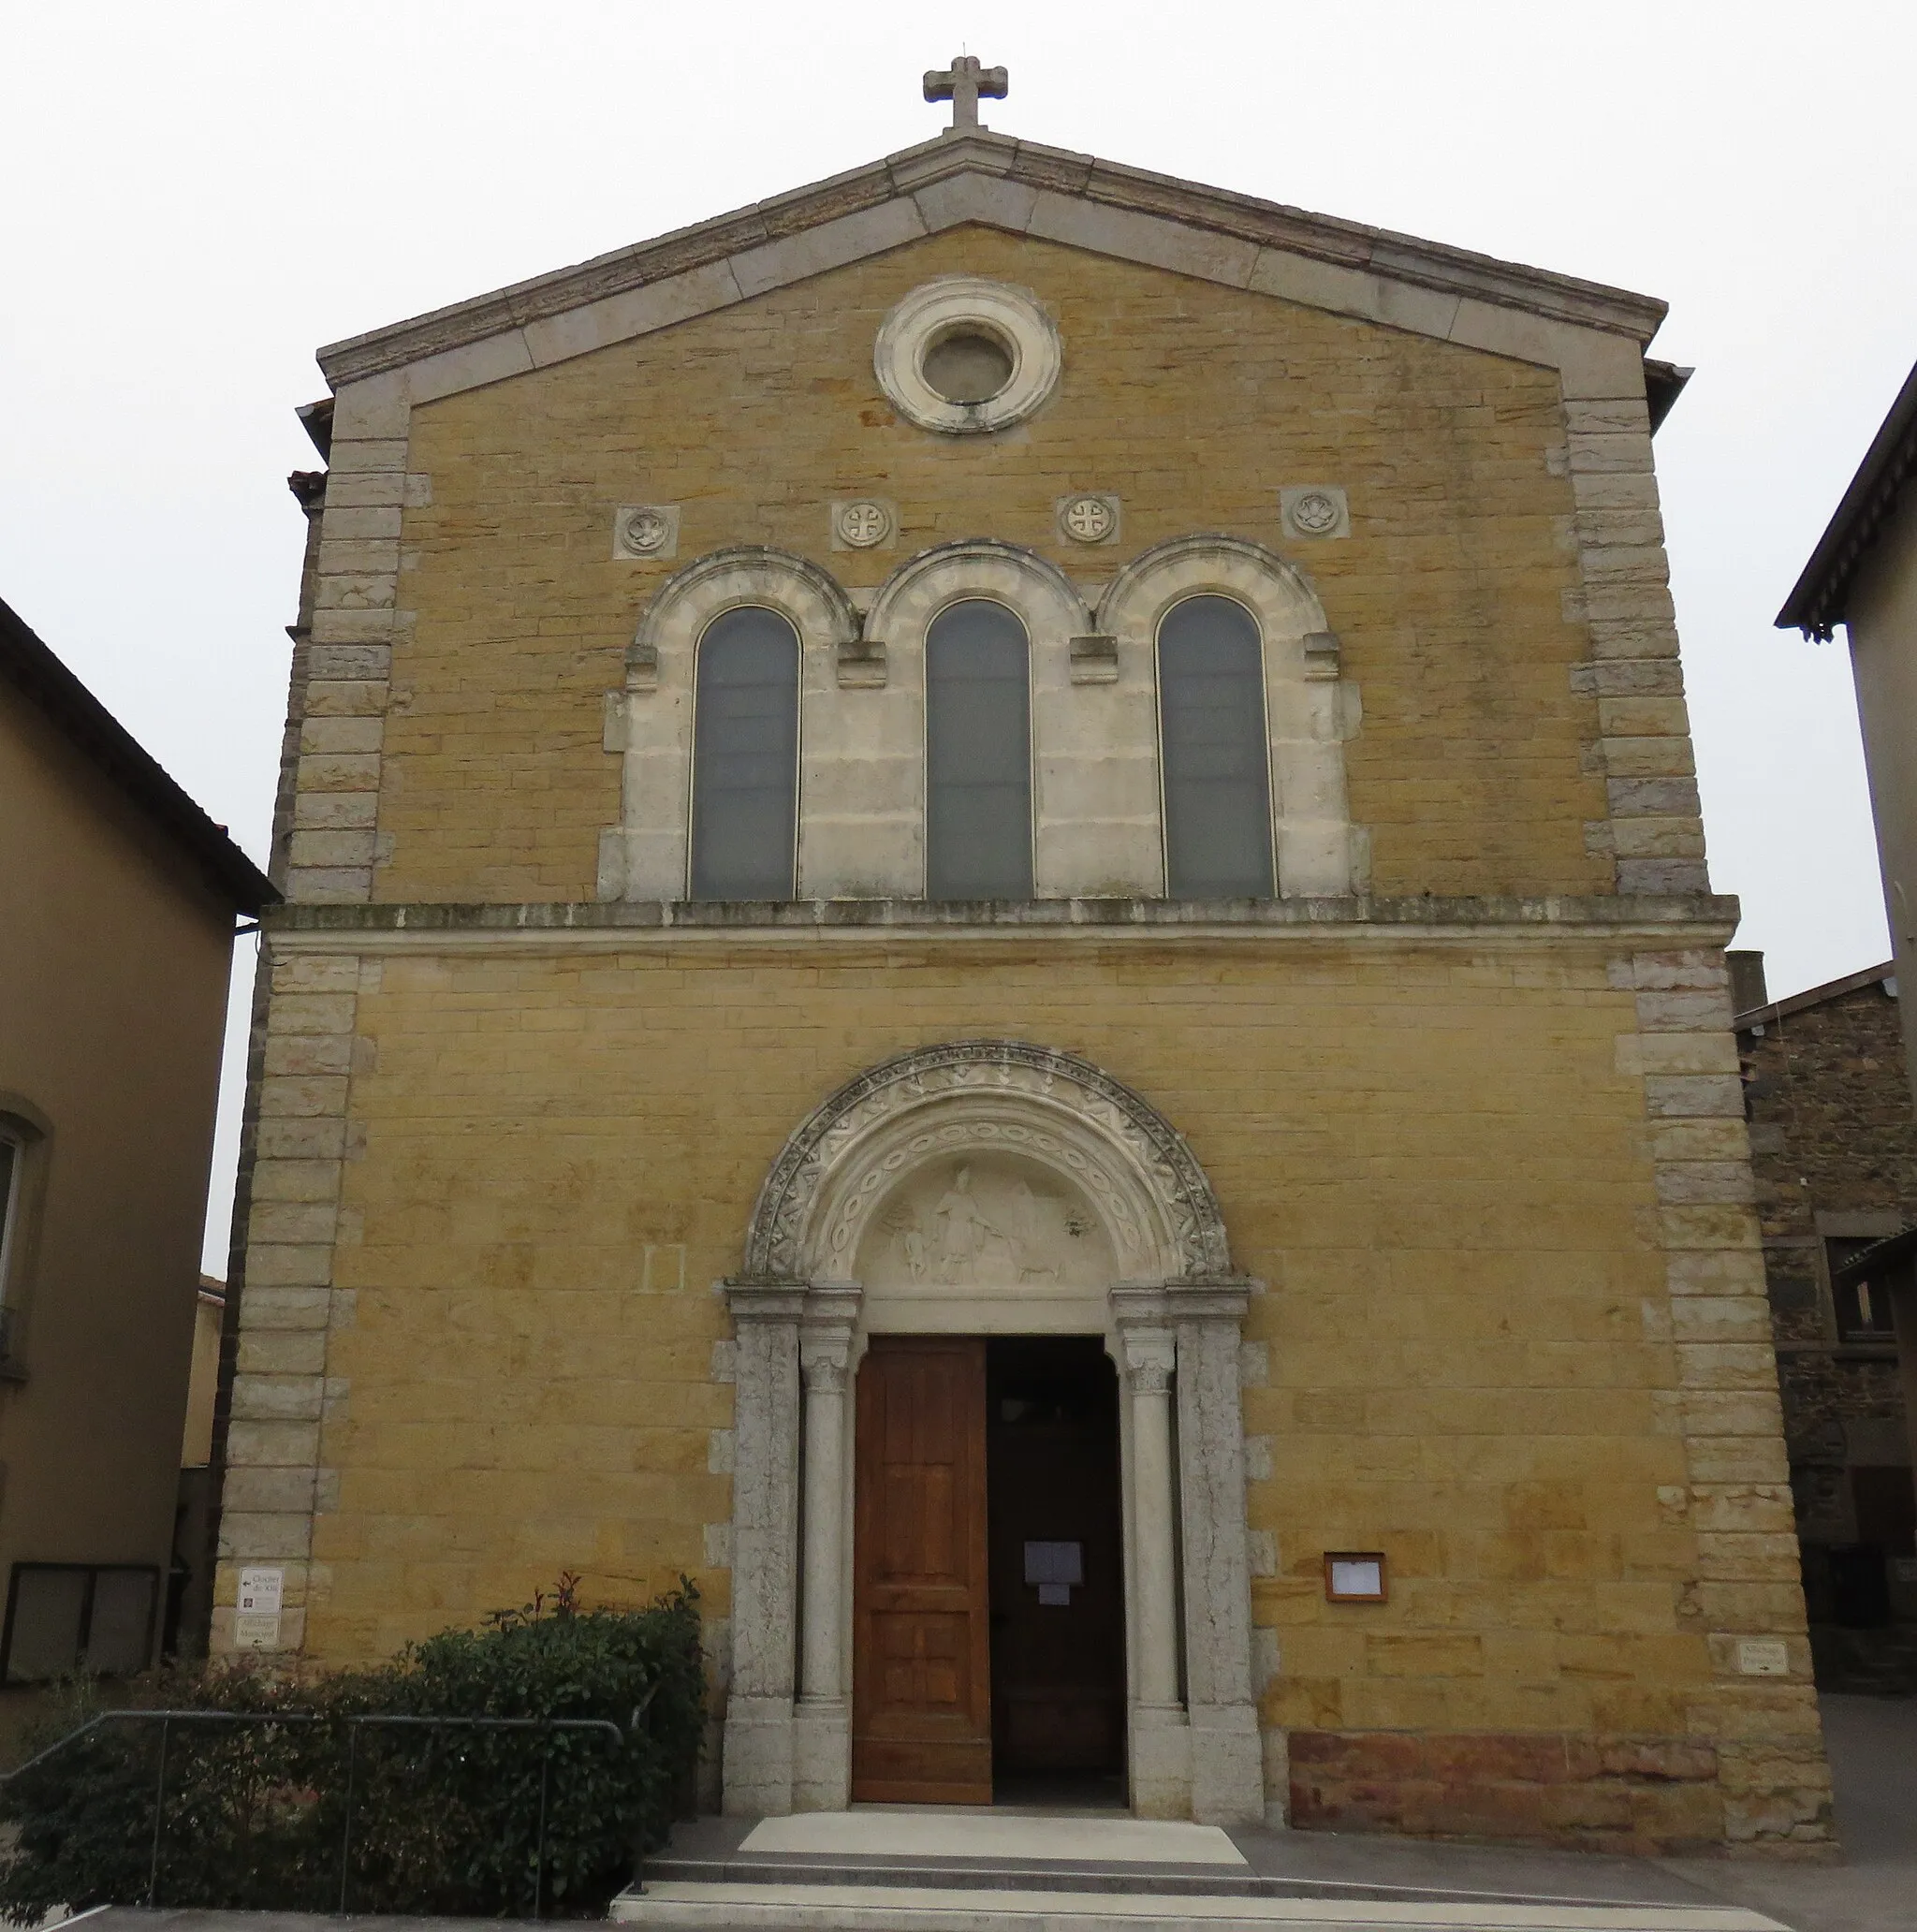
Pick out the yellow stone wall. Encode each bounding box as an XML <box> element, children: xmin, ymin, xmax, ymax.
<box><xmin>380</xmin><ymin>227</ymin><xmax>1608</xmax><ymax>907</ymax></box>
<box><xmin>315</xmin><ymin>937</ymin><xmax>1677</xmax><ymax>1713</ymax></box>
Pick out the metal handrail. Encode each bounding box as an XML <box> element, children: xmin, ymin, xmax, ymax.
<box><xmin>1</xmin><ymin>1705</ymin><xmax>629</xmax><ymax>1917</ymax></box>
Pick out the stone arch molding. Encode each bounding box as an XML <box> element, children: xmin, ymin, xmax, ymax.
<box><xmin>1101</xmin><ymin>534</ymin><xmax>1368</xmax><ymax>898</ymax></box>
<box><xmin>863</xmin><ymin>537</ymin><xmax>1091</xmax><ymax>648</ymax></box>
<box><xmin>741</xmin><ymin>1039</ymin><xmax>1233</xmax><ymax>1284</ymax></box>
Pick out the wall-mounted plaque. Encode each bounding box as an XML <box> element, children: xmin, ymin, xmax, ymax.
<box><xmin>1324</xmin><ymin>1551</ymin><xmax>1386</xmax><ymax>1603</ymax></box>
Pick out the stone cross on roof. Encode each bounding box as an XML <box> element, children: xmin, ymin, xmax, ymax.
<box><xmin>923</xmin><ymin>53</ymin><xmax>1007</xmax><ymax>133</ymax></box>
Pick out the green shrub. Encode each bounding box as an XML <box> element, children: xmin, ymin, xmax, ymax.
<box><xmin>0</xmin><ymin>1575</ymin><xmax>704</xmax><ymax>1922</ymax></box>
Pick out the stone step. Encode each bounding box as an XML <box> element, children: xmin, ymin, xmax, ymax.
<box><xmin>638</xmin><ymin>1853</ymin><xmax>1716</xmax><ymax>1908</ymax></box>
<box><xmin>608</xmin><ymin>1878</ymin><xmax>1790</xmax><ymax>1932</ymax></box>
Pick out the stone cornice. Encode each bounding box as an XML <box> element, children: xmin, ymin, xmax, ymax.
<box><xmin>265</xmin><ymin>892</ymin><xmax>1739</xmax><ymax>951</ymax></box>
<box><xmin>315</xmin><ymin>131</ymin><xmax>1668</xmax><ymax>388</ymax></box>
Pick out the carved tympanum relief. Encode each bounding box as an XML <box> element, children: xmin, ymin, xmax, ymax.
<box><xmin>856</xmin><ymin>1152</ymin><xmax>1117</xmax><ymax>1292</ymax></box>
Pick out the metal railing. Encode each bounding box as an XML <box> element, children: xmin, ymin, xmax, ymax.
<box><xmin>1</xmin><ymin>1706</ymin><xmax>636</xmax><ymax>1917</ymax></box>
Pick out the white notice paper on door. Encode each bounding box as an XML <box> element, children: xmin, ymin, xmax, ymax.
<box><xmin>1023</xmin><ymin>1541</ymin><xmax>1083</xmax><ymax>1586</ymax></box>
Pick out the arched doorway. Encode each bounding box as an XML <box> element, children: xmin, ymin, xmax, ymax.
<box><xmin>719</xmin><ymin>1041</ymin><xmax>1265</xmax><ymax>1825</ymax></box>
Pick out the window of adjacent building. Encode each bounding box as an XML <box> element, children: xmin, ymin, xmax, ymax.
<box><xmin>689</xmin><ymin>607</ymin><xmax>800</xmax><ymax>900</ymax></box>
<box><xmin>0</xmin><ymin>1121</ymin><xmax>31</xmax><ymax>1365</ymax></box>
<box><xmin>2</xmin><ymin>1564</ymin><xmax>158</xmax><ymax>1683</ymax></box>
<box><xmin>1826</xmin><ymin>1237</ymin><xmax>1901</xmax><ymax>1342</ymax></box>
<box><xmin>1157</xmin><ymin>594</ymin><xmax>1275</xmax><ymax>898</ymax></box>
<box><xmin>925</xmin><ymin>599</ymin><xmax>1033</xmax><ymax>900</ymax></box>
<box><xmin>0</xmin><ymin>1131</ymin><xmax>19</xmax><ymax>1295</ymax></box>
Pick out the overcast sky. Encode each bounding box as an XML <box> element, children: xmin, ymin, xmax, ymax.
<box><xmin>5</xmin><ymin>1</ymin><xmax>1912</xmax><ymax>1274</ymax></box>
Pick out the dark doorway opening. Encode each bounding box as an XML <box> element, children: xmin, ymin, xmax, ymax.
<box><xmin>986</xmin><ymin>1336</ymin><xmax>1126</xmax><ymax>1807</ymax></box>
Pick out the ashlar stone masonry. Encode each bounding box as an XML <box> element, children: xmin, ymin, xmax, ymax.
<box><xmin>212</xmin><ymin>115</ymin><xmax>1831</xmax><ymax>1855</ymax></box>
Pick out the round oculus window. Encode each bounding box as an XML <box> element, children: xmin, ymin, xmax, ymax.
<box><xmin>920</xmin><ymin>328</ymin><xmax>1015</xmax><ymax>405</ymax></box>
<box><xmin>874</xmin><ymin>277</ymin><xmax>1061</xmax><ymax>434</ymax></box>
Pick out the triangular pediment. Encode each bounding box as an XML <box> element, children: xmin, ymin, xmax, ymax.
<box><xmin>316</xmin><ymin>130</ymin><xmax>1669</xmax><ymax>410</ymax></box>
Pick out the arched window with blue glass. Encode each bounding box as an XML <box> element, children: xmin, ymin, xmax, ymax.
<box><xmin>689</xmin><ymin>606</ymin><xmax>800</xmax><ymax>900</ymax></box>
<box><xmin>924</xmin><ymin>599</ymin><xmax>1033</xmax><ymax>900</ymax></box>
<box><xmin>1156</xmin><ymin>593</ymin><xmax>1276</xmax><ymax>898</ymax></box>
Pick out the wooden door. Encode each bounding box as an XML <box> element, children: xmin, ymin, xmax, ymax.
<box><xmin>851</xmin><ymin>1336</ymin><xmax>991</xmax><ymax>1804</ymax></box>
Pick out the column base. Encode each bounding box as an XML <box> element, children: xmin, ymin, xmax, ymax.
<box><xmin>1190</xmin><ymin>1700</ymin><xmax>1264</xmax><ymax>1825</ymax></box>
<box><xmin>721</xmin><ymin>1693</ymin><xmax>795</xmax><ymax>1816</ymax></box>
<box><xmin>793</xmin><ymin>1697</ymin><xmax>852</xmax><ymax>1811</ymax></box>
<box><xmin>1128</xmin><ymin>1701</ymin><xmax>1192</xmax><ymax>1819</ymax></box>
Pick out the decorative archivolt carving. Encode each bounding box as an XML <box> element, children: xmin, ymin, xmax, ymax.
<box><xmin>740</xmin><ymin>1039</ymin><xmax>1234</xmax><ymax>1285</ymax></box>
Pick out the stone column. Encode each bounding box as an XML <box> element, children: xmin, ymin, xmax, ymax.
<box><xmin>794</xmin><ymin>1287</ymin><xmax>858</xmax><ymax>1810</ymax></box>
<box><xmin>1117</xmin><ymin>1318</ymin><xmax>1191</xmax><ymax>1817</ymax></box>
<box><xmin>720</xmin><ymin>1283</ymin><xmax>804</xmax><ymax>1816</ymax></box>
<box><xmin>1175</xmin><ymin>1286</ymin><xmax>1265</xmax><ymax>1825</ymax></box>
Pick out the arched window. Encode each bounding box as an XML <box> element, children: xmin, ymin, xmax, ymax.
<box><xmin>1157</xmin><ymin>594</ymin><xmax>1275</xmax><ymax>897</ymax></box>
<box><xmin>689</xmin><ymin>607</ymin><xmax>799</xmax><ymax>900</ymax></box>
<box><xmin>925</xmin><ymin>599</ymin><xmax>1033</xmax><ymax>900</ymax></box>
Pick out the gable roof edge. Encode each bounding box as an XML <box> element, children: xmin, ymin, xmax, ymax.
<box><xmin>0</xmin><ymin>594</ymin><xmax>277</xmax><ymax>916</ymax></box>
<box><xmin>317</xmin><ymin>131</ymin><xmax>1668</xmax><ymax>389</ymax></box>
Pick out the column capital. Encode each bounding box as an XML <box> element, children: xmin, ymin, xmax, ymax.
<box><xmin>799</xmin><ymin>1331</ymin><xmax>853</xmax><ymax>1391</ymax></box>
<box><xmin>799</xmin><ymin>1283</ymin><xmax>860</xmax><ymax>1389</ymax></box>
<box><xmin>1119</xmin><ymin>1325</ymin><xmax>1177</xmax><ymax>1392</ymax></box>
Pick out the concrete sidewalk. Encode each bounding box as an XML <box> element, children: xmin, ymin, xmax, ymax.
<box><xmin>1657</xmin><ymin>1694</ymin><xmax>1916</xmax><ymax>1932</ymax></box>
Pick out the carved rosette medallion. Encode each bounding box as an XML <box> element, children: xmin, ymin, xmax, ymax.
<box><xmin>1279</xmin><ymin>485</ymin><xmax>1350</xmax><ymax>541</ymax></box>
<box><xmin>613</xmin><ymin>504</ymin><xmax>680</xmax><ymax>560</ymax></box>
<box><xmin>740</xmin><ymin>1040</ymin><xmax>1233</xmax><ymax>1284</ymax></box>
<box><xmin>832</xmin><ymin>499</ymin><xmax>895</xmax><ymax>549</ymax></box>
<box><xmin>1058</xmin><ymin>493</ymin><xmax>1119</xmax><ymax>545</ymax></box>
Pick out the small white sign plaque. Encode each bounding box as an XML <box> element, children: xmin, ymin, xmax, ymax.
<box><xmin>238</xmin><ymin>1566</ymin><xmax>284</xmax><ymax>1615</ymax></box>
<box><xmin>233</xmin><ymin>1612</ymin><xmax>282</xmax><ymax>1650</ymax></box>
<box><xmin>1736</xmin><ymin>1639</ymin><xmax>1790</xmax><ymax>1677</ymax></box>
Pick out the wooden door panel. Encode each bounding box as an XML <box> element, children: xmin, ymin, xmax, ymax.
<box><xmin>853</xmin><ymin>1336</ymin><xmax>991</xmax><ymax>1804</ymax></box>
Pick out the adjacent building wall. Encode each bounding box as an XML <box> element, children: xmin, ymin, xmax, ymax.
<box><xmin>1845</xmin><ymin>488</ymin><xmax>1917</xmax><ymax>1114</ymax></box>
<box><xmin>1738</xmin><ymin>966</ymin><xmax>1917</xmax><ymax>1686</ymax></box>
<box><xmin>0</xmin><ymin>690</ymin><xmax>237</xmax><ymax>1675</ymax></box>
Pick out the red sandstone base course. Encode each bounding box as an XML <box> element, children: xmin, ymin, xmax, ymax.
<box><xmin>1288</xmin><ymin>1729</ymin><xmax>1829</xmax><ymax>1856</ymax></box>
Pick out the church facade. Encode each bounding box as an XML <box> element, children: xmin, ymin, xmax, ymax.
<box><xmin>214</xmin><ymin>103</ymin><xmax>1832</xmax><ymax>1852</ymax></box>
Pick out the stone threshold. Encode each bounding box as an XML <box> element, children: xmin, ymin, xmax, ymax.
<box><xmin>266</xmin><ymin>891</ymin><xmax>1741</xmax><ymax>952</ymax></box>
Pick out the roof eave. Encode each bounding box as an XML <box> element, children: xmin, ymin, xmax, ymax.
<box><xmin>1777</xmin><ymin>356</ymin><xmax>1917</xmax><ymax>640</ymax></box>
<box><xmin>316</xmin><ymin>129</ymin><xmax>1670</xmax><ymax>390</ymax></box>
<box><xmin>1733</xmin><ymin>959</ymin><xmax>1896</xmax><ymax>1032</ymax></box>
<box><xmin>0</xmin><ymin>596</ymin><xmax>278</xmax><ymax>916</ymax></box>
